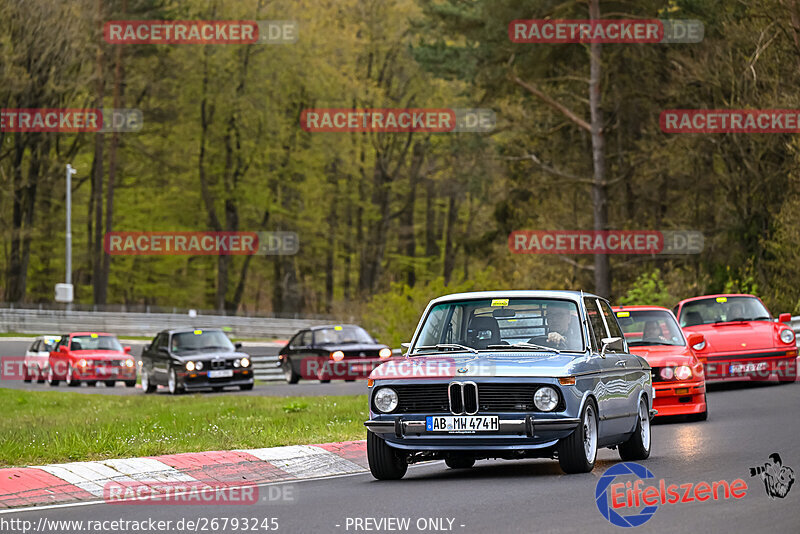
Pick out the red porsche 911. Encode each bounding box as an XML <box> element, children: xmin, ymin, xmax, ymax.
<box><xmin>614</xmin><ymin>306</ymin><xmax>707</xmax><ymax>420</ymax></box>
<box><xmin>46</xmin><ymin>332</ymin><xmax>136</xmax><ymax>387</ymax></box>
<box><xmin>674</xmin><ymin>294</ymin><xmax>797</xmax><ymax>383</ymax></box>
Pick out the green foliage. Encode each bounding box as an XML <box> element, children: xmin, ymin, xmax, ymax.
<box><xmin>619</xmin><ymin>270</ymin><xmax>674</xmax><ymax>308</ymax></box>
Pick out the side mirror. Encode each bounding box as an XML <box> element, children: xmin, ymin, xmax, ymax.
<box><xmin>144</xmin><ymin>344</ymin><xmax>151</xmax><ymax>352</ymax></box>
<box><xmin>600</xmin><ymin>337</ymin><xmax>624</xmax><ymax>358</ymax></box>
<box><xmin>59</xmin><ymin>345</ymin><xmax>69</xmax><ymax>354</ymax></box>
<box><xmin>401</xmin><ymin>342</ymin><xmax>411</xmax><ymax>349</ymax></box>
<box><xmin>235</xmin><ymin>342</ymin><xmax>243</xmax><ymax>350</ymax></box>
<box><xmin>686</xmin><ymin>332</ymin><xmax>704</xmax><ymax>348</ymax></box>
<box><xmin>124</xmin><ymin>346</ymin><xmax>132</xmax><ymax>354</ymax></box>
<box><xmin>779</xmin><ymin>313</ymin><xmax>792</xmax><ymax>324</ymax></box>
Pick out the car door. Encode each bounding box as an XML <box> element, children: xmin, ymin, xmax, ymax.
<box><xmin>150</xmin><ymin>333</ymin><xmax>169</xmax><ymax>384</ymax></box>
<box><xmin>584</xmin><ymin>298</ymin><xmax>624</xmax><ymax>437</ymax></box>
<box><xmin>598</xmin><ymin>299</ymin><xmax>642</xmax><ymax>434</ymax></box>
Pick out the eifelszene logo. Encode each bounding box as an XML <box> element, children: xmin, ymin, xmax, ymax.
<box><xmin>595</xmin><ymin>462</ymin><xmax>748</xmax><ymax>528</ymax></box>
<box><xmin>749</xmin><ymin>453</ymin><xmax>795</xmax><ymax>499</ymax></box>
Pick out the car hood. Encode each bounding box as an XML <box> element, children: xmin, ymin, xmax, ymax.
<box><xmin>628</xmin><ymin>344</ymin><xmax>695</xmax><ymax>367</ymax></box>
<box><xmin>172</xmin><ymin>350</ymin><xmax>248</xmax><ymax>362</ymax></box>
<box><xmin>65</xmin><ymin>350</ymin><xmax>128</xmax><ymax>359</ymax></box>
<box><xmin>370</xmin><ymin>351</ymin><xmax>584</xmax><ymax>379</ymax></box>
<box><xmin>684</xmin><ymin>321</ymin><xmax>777</xmax><ymax>353</ymax></box>
<box><xmin>317</xmin><ymin>343</ymin><xmax>388</xmax><ymax>351</ymax></box>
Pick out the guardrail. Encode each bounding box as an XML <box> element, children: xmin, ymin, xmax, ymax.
<box><xmin>0</xmin><ymin>308</ymin><xmax>332</xmax><ymax>339</ymax></box>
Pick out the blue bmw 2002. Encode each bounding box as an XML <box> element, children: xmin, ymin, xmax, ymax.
<box><xmin>364</xmin><ymin>291</ymin><xmax>655</xmax><ymax>479</ymax></box>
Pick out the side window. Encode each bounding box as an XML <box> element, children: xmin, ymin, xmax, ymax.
<box><xmin>154</xmin><ymin>333</ymin><xmax>168</xmax><ymax>350</ymax></box>
<box><xmin>57</xmin><ymin>336</ymin><xmax>69</xmax><ymax>350</ymax></box>
<box><xmin>599</xmin><ymin>300</ymin><xmax>625</xmax><ymax>353</ymax></box>
<box><xmin>300</xmin><ymin>331</ymin><xmax>313</xmax><ymax>346</ymax></box>
<box><xmin>288</xmin><ymin>332</ymin><xmax>303</xmax><ymax>349</ymax></box>
<box><xmin>30</xmin><ymin>340</ymin><xmax>39</xmax><ymax>352</ymax></box>
<box><xmin>672</xmin><ymin>305</ymin><xmax>680</xmax><ymax>318</ymax></box>
<box><xmin>583</xmin><ymin>298</ymin><xmax>605</xmax><ymax>352</ymax></box>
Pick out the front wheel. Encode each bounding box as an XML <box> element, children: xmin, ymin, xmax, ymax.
<box><xmin>23</xmin><ymin>364</ymin><xmax>31</xmax><ymax>383</ymax></box>
<box><xmin>104</xmin><ymin>380</ymin><xmax>116</xmax><ymax>387</ymax></box>
<box><xmin>46</xmin><ymin>366</ymin><xmax>60</xmax><ymax>386</ymax></box>
<box><xmin>367</xmin><ymin>432</ymin><xmax>407</xmax><ymax>480</ymax></box>
<box><xmin>168</xmin><ymin>368</ymin><xmax>182</xmax><ymax>395</ymax></box>
<box><xmin>141</xmin><ymin>367</ymin><xmax>157</xmax><ymax>393</ymax></box>
<box><xmin>282</xmin><ymin>360</ymin><xmax>299</xmax><ymax>384</ymax></box>
<box><xmin>619</xmin><ymin>397</ymin><xmax>652</xmax><ymax>461</ymax></box>
<box><xmin>558</xmin><ymin>399</ymin><xmax>598</xmax><ymax>474</ymax></box>
<box><xmin>36</xmin><ymin>366</ymin><xmax>45</xmax><ymax>384</ymax></box>
<box><xmin>124</xmin><ymin>380</ymin><xmax>136</xmax><ymax>388</ymax></box>
<box><xmin>239</xmin><ymin>383</ymin><xmax>254</xmax><ymax>391</ymax></box>
<box><xmin>66</xmin><ymin>364</ymin><xmax>81</xmax><ymax>387</ymax></box>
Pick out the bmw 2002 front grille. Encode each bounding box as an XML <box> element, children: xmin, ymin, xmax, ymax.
<box><xmin>387</xmin><ymin>383</ymin><xmax>564</xmax><ymax>414</ymax></box>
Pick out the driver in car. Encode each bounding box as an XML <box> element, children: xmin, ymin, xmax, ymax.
<box><xmin>530</xmin><ymin>301</ymin><xmax>582</xmax><ymax>350</ymax></box>
<box><xmin>727</xmin><ymin>301</ymin><xmax>746</xmax><ymax>321</ymax></box>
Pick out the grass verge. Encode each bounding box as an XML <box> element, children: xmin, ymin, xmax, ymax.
<box><xmin>0</xmin><ymin>389</ymin><xmax>367</xmax><ymax>467</ymax></box>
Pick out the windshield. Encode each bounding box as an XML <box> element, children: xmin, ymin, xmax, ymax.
<box><xmin>616</xmin><ymin>310</ymin><xmax>685</xmax><ymax>346</ymax></box>
<box><xmin>412</xmin><ymin>298</ymin><xmax>585</xmax><ymax>353</ymax></box>
<box><xmin>171</xmin><ymin>330</ymin><xmax>235</xmax><ymax>353</ymax></box>
<box><xmin>70</xmin><ymin>335</ymin><xmax>123</xmax><ymax>351</ymax></box>
<box><xmin>314</xmin><ymin>326</ymin><xmax>374</xmax><ymax>345</ymax></box>
<box><xmin>679</xmin><ymin>296</ymin><xmax>771</xmax><ymax>327</ymax></box>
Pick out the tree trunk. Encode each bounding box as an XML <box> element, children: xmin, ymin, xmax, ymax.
<box><xmin>92</xmin><ymin>0</ymin><xmax>106</xmax><ymax>305</ymax></box>
<box><xmin>589</xmin><ymin>0</ymin><xmax>610</xmax><ymax>297</ymax></box>
<box><xmin>443</xmin><ymin>191</ymin><xmax>458</xmax><ymax>285</ymax></box>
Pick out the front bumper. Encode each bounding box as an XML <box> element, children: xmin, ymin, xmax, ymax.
<box><xmin>74</xmin><ymin>367</ymin><xmax>136</xmax><ymax>380</ymax></box>
<box><xmin>179</xmin><ymin>368</ymin><xmax>254</xmax><ymax>389</ymax></box>
<box><xmin>704</xmin><ymin>353</ymin><xmax>797</xmax><ymax>381</ymax></box>
<box><xmin>365</xmin><ymin>415</ymin><xmax>580</xmax><ymax>451</ymax></box>
<box><xmin>653</xmin><ymin>380</ymin><xmax>706</xmax><ymax>416</ymax></box>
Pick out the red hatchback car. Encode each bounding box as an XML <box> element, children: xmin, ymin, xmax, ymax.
<box><xmin>614</xmin><ymin>306</ymin><xmax>707</xmax><ymax>420</ymax></box>
<box><xmin>674</xmin><ymin>294</ymin><xmax>797</xmax><ymax>383</ymax></box>
<box><xmin>46</xmin><ymin>332</ymin><xmax>137</xmax><ymax>387</ymax></box>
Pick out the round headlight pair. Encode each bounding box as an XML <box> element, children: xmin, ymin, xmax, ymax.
<box><xmin>534</xmin><ymin>386</ymin><xmax>559</xmax><ymax>412</ymax></box>
<box><xmin>780</xmin><ymin>329</ymin><xmax>794</xmax><ymax>344</ymax></box>
<box><xmin>374</xmin><ymin>387</ymin><xmax>398</xmax><ymax>413</ymax></box>
<box><xmin>185</xmin><ymin>361</ymin><xmax>204</xmax><ymax>371</ymax></box>
<box><xmin>660</xmin><ymin>365</ymin><xmax>692</xmax><ymax>381</ymax></box>
<box><xmin>233</xmin><ymin>357</ymin><xmax>250</xmax><ymax>367</ymax></box>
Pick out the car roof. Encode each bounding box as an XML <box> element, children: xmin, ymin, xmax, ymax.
<box><xmin>676</xmin><ymin>293</ymin><xmax>758</xmax><ymax>306</ymax></box>
<box><xmin>160</xmin><ymin>327</ymin><xmax>225</xmax><ymax>335</ymax></box>
<box><xmin>309</xmin><ymin>324</ymin><xmax>363</xmax><ymax>331</ymax></box>
<box><xmin>428</xmin><ymin>290</ymin><xmax>598</xmax><ymax>306</ymax></box>
<box><xmin>612</xmin><ymin>305</ymin><xmax>671</xmax><ymax>312</ymax></box>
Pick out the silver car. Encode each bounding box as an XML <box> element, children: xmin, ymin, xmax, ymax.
<box><xmin>364</xmin><ymin>290</ymin><xmax>655</xmax><ymax>479</ymax></box>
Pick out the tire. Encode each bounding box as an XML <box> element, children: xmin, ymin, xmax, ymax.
<box><xmin>23</xmin><ymin>364</ymin><xmax>31</xmax><ymax>383</ymax></box>
<box><xmin>282</xmin><ymin>360</ymin><xmax>299</xmax><ymax>384</ymax></box>
<box><xmin>141</xmin><ymin>367</ymin><xmax>157</xmax><ymax>393</ymax></box>
<box><xmin>558</xmin><ymin>398</ymin><xmax>598</xmax><ymax>474</ymax></box>
<box><xmin>445</xmin><ymin>457</ymin><xmax>475</xmax><ymax>469</ymax></box>
<box><xmin>124</xmin><ymin>380</ymin><xmax>136</xmax><ymax>388</ymax></box>
<box><xmin>367</xmin><ymin>431</ymin><xmax>408</xmax><ymax>480</ymax></box>
<box><xmin>66</xmin><ymin>364</ymin><xmax>81</xmax><ymax>387</ymax></box>
<box><xmin>319</xmin><ymin>379</ymin><xmax>331</xmax><ymax>384</ymax></box>
<box><xmin>86</xmin><ymin>381</ymin><xmax>97</xmax><ymax>387</ymax></box>
<box><xmin>239</xmin><ymin>383</ymin><xmax>254</xmax><ymax>391</ymax></box>
<box><xmin>104</xmin><ymin>380</ymin><xmax>116</xmax><ymax>387</ymax></box>
<box><xmin>619</xmin><ymin>397</ymin><xmax>652</xmax><ymax>461</ymax></box>
<box><xmin>345</xmin><ymin>379</ymin><xmax>356</xmax><ymax>382</ymax></box>
<box><xmin>46</xmin><ymin>366</ymin><xmax>59</xmax><ymax>386</ymax></box>
<box><xmin>36</xmin><ymin>366</ymin><xmax>45</xmax><ymax>384</ymax></box>
<box><xmin>168</xmin><ymin>368</ymin><xmax>182</xmax><ymax>395</ymax></box>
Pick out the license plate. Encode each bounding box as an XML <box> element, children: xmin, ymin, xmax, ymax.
<box><xmin>208</xmin><ymin>370</ymin><xmax>233</xmax><ymax>378</ymax></box>
<box><xmin>730</xmin><ymin>362</ymin><xmax>768</xmax><ymax>374</ymax></box>
<box><xmin>425</xmin><ymin>416</ymin><xmax>499</xmax><ymax>433</ymax></box>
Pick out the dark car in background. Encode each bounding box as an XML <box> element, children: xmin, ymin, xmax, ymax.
<box><xmin>279</xmin><ymin>324</ymin><xmax>392</xmax><ymax>383</ymax></box>
<box><xmin>139</xmin><ymin>328</ymin><xmax>254</xmax><ymax>394</ymax></box>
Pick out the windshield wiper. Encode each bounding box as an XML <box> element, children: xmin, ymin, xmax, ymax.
<box><xmin>628</xmin><ymin>341</ymin><xmax>676</xmax><ymax>346</ymax></box>
<box><xmin>487</xmin><ymin>342</ymin><xmax>560</xmax><ymax>353</ymax></box>
<box><xmin>414</xmin><ymin>343</ymin><xmax>478</xmax><ymax>354</ymax></box>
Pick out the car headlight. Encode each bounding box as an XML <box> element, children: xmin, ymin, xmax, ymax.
<box><xmin>331</xmin><ymin>350</ymin><xmax>345</xmax><ymax>362</ymax></box>
<box><xmin>780</xmin><ymin>329</ymin><xmax>795</xmax><ymax>344</ymax></box>
<box><xmin>533</xmin><ymin>386</ymin><xmax>559</xmax><ymax>412</ymax></box>
<box><xmin>674</xmin><ymin>365</ymin><xmax>693</xmax><ymax>380</ymax></box>
<box><xmin>185</xmin><ymin>361</ymin><xmax>195</xmax><ymax>371</ymax></box>
<box><xmin>659</xmin><ymin>367</ymin><xmax>675</xmax><ymax>380</ymax></box>
<box><xmin>373</xmin><ymin>387</ymin><xmax>398</xmax><ymax>413</ymax></box>
<box><xmin>124</xmin><ymin>359</ymin><xmax>134</xmax><ymax>367</ymax></box>
<box><xmin>240</xmin><ymin>357</ymin><xmax>250</xmax><ymax>367</ymax></box>
<box><xmin>692</xmin><ymin>341</ymin><xmax>706</xmax><ymax>351</ymax></box>
<box><xmin>233</xmin><ymin>359</ymin><xmax>240</xmax><ymax>367</ymax></box>
<box><xmin>195</xmin><ymin>361</ymin><xmax>203</xmax><ymax>370</ymax></box>
<box><xmin>379</xmin><ymin>348</ymin><xmax>392</xmax><ymax>359</ymax></box>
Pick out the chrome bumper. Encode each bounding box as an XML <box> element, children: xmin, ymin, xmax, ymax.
<box><xmin>364</xmin><ymin>416</ymin><xmax>581</xmax><ymax>438</ymax></box>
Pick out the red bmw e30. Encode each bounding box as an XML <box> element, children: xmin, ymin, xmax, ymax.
<box><xmin>46</xmin><ymin>332</ymin><xmax>136</xmax><ymax>387</ymax></box>
<box><xmin>614</xmin><ymin>306</ymin><xmax>707</xmax><ymax>420</ymax></box>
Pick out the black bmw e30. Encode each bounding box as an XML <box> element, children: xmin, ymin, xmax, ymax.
<box><xmin>140</xmin><ymin>328</ymin><xmax>254</xmax><ymax>394</ymax></box>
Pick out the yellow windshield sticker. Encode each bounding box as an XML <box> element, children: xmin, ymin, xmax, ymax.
<box><xmin>491</xmin><ymin>299</ymin><xmax>509</xmax><ymax>307</ymax></box>
<box><xmin>334</xmin><ymin>326</ymin><xmax>343</xmax><ymax>331</ymax></box>
<box><xmin>90</xmin><ymin>333</ymin><xmax>98</xmax><ymax>338</ymax></box>
<box><xmin>193</xmin><ymin>329</ymin><xmax>202</xmax><ymax>335</ymax></box>
<box><xmin>616</xmin><ymin>311</ymin><xmax>630</xmax><ymax>318</ymax></box>
<box><xmin>507</xmin><ymin>319</ymin><xmax>517</xmax><ymax>322</ymax></box>
<box><xmin>716</xmin><ymin>297</ymin><xmax>727</xmax><ymax>303</ymax></box>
